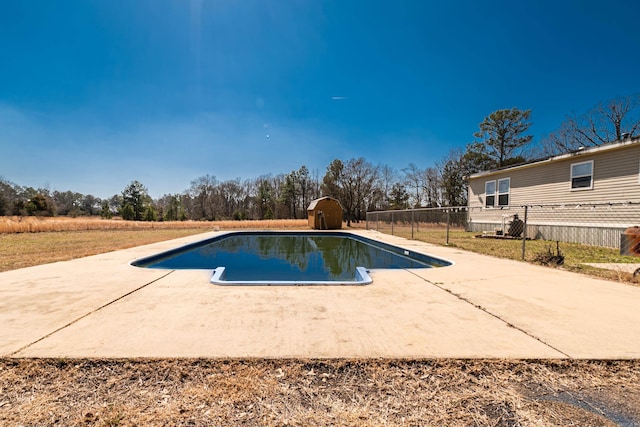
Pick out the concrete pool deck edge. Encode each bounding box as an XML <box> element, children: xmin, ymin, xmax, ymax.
<box><xmin>1</xmin><ymin>229</ymin><xmax>640</xmax><ymax>359</ymax></box>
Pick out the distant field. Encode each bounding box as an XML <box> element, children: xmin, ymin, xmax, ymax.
<box><xmin>0</xmin><ymin>216</ymin><xmax>308</xmax><ymax>234</ymax></box>
<box><xmin>0</xmin><ymin>217</ymin><xmax>308</xmax><ymax>272</ymax></box>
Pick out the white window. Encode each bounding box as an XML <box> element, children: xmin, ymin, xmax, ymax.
<box><xmin>571</xmin><ymin>160</ymin><xmax>593</xmax><ymax>190</ymax></box>
<box><xmin>485</xmin><ymin>181</ymin><xmax>496</xmax><ymax>207</ymax></box>
<box><xmin>497</xmin><ymin>178</ymin><xmax>510</xmax><ymax>206</ymax></box>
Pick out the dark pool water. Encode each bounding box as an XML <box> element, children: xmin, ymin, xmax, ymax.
<box><xmin>132</xmin><ymin>232</ymin><xmax>450</xmax><ymax>282</ymax></box>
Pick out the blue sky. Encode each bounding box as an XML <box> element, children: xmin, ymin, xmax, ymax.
<box><xmin>1</xmin><ymin>0</ymin><xmax>639</xmax><ymax>198</ymax></box>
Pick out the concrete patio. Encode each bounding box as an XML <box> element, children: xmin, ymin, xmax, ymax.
<box><xmin>2</xmin><ymin>230</ymin><xmax>640</xmax><ymax>359</ymax></box>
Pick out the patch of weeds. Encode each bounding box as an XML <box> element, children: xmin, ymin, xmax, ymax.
<box><xmin>532</xmin><ymin>241</ymin><xmax>564</xmax><ymax>266</ymax></box>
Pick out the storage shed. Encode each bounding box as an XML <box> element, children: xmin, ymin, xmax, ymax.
<box><xmin>307</xmin><ymin>196</ymin><xmax>343</xmax><ymax>229</ymax></box>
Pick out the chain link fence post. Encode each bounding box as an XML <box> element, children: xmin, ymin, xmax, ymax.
<box><xmin>391</xmin><ymin>211</ymin><xmax>394</xmax><ymax>236</ymax></box>
<box><xmin>411</xmin><ymin>210</ymin><xmax>414</xmax><ymax>239</ymax></box>
<box><xmin>446</xmin><ymin>208</ymin><xmax>451</xmax><ymax>245</ymax></box>
<box><xmin>521</xmin><ymin>205</ymin><xmax>528</xmax><ymax>260</ymax></box>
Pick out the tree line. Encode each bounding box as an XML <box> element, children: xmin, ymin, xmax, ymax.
<box><xmin>1</xmin><ymin>94</ymin><xmax>638</xmax><ymax>222</ymax></box>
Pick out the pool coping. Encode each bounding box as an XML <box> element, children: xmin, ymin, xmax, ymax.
<box><xmin>2</xmin><ymin>229</ymin><xmax>640</xmax><ymax>359</ymax></box>
<box><xmin>131</xmin><ymin>230</ymin><xmax>453</xmax><ymax>286</ymax></box>
<box><xmin>209</xmin><ymin>265</ymin><xmax>374</xmax><ymax>286</ymax></box>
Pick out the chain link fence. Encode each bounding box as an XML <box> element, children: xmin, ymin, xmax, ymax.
<box><xmin>366</xmin><ymin>202</ymin><xmax>640</xmax><ymax>258</ymax></box>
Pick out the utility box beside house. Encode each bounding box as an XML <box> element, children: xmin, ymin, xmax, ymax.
<box><xmin>621</xmin><ymin>226</ymin><xmax>640</xmax><ymax>256</ymax></box>
<box><xmin>307</xmin><ymin>196</ymin><xmax>343</xmax><ymax>229</ymax></box>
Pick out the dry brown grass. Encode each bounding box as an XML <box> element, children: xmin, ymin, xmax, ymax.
<box><xmin>2</xmin><ymin>221</ymin><xmax>640</xmax><ymax>425</ymax></box>
<box><xmin>0</xmin><ymin>218</ymin><xmax>308</xmax><ymax>272</ymax></box>
<box><xmin>1</xmin><ymin>359</ymin><xmax>639</xmax><ymax>426</ymax></box>
<box><xmin>0</xmin><ymin>216</ymin><xmax>308</xmax><ymax>234</ymax></box>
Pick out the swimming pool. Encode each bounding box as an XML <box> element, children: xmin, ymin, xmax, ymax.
<box><xmin>131</xmin><ymin>231</ymin><xmax>452</xmax><ymax>285</ymax></box>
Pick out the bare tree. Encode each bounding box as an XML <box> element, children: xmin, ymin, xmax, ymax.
<box><xmin>297</xmin><ymin>166</ymin><xmax>311</xmax><ymax>216</ymax></box>
<box><xmin>378</xmin><ymin>164</ymin><xmax>397</xmax><ymax>210</ymax></box>
<box><xmin>422</xmin><ymin>167</ymin><xmax>441</xmax><ymax>207</ymax></box>
<box><xmin>157</xmin><ymin>193</ymin><xmax>185</xmax><ymax>221</ymax></box>
<box><xmin>189</xmin><ymin>175</ymin><xmax>218</xmax><ymax>220</ymax></box>
<box><xmin>311</xmin><ymin>168</ymin><xmax>322</xmax><ymax>200</ymax></box>
<box><xmin>543</xmin><ymin>94</ymin><xmax>640</xmax><ymax>155</ymax></box>
<box><xmin>402</xmin><ymin>163</ymin><xmax>423</xmax><ymax>208</ymax></box>
<box><xmin>321</xmin><ymin>158</ymin><xmax>378</xmax><ymax>226</ymax></box>
<box><xmin>437</xmin><ymin>148</ymin><xmax>468</xmax><ymax>207</ymax></box>
<box><xmin>52</xmin><ymin>190</ymin><xmax>83</xmax><ymax>216</ymax></box>
<box><xmin>219</xmin><ymin>179</ymin><xmax>246</xmax><ymax>219</ymax></box>
<box><xmin>342</xmin><ymin>158</ymin><xmax>379</xmax><ymax>225</ymax></box>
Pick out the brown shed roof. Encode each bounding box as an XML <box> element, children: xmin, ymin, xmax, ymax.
<box><xmin>307</xmin><ymin>196</ymin><xmax>343</xmax><ymax>211</ymax></box>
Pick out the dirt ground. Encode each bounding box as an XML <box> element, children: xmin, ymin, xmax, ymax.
<box><xmin>2</xmin><ymin>359</ymin><xmax>639</xmax><ymax>426</ymax></box>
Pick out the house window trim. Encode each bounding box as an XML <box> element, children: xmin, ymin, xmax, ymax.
<box><xmin>484</xmin><ymin>180</ymin><xmax>496</xmax><ymax>208</ymax></box>
<box><xmin>570</xmin><ymin>160</ymin><xmax>594</xmax><ymax>191</ymax></box>
<box><xmin>497</xmin><ymin>177</ymin><xmax>510</xmax><ymax>206</ymax></box>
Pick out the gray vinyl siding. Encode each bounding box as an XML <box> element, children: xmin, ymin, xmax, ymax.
<box><xmin>468</xmin><ymin>143</ymin><xmax>640</xmax><ymax>209</ymax></box>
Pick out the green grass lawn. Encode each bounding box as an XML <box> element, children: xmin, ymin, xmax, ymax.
<box><xmin>374</xmin><ymin>225</ymin><xmax>640</xmax><ymax>284</ymax></box>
